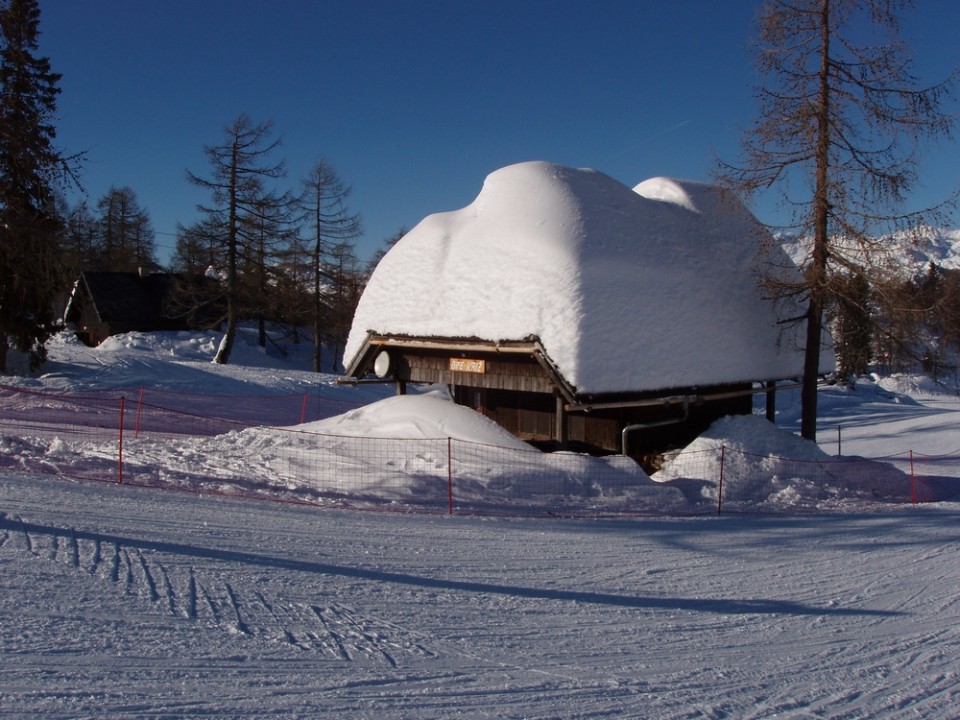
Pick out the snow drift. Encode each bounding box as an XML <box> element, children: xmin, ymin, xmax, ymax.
<box><xmin>306</xmin><ymin>387</ymin><xmax>533</xmax><ymax>449</ymax></box>
<box><xmin>654</xmin><ymin>414</ymin><xmax>915</xmax><ymax>507</ymax></box>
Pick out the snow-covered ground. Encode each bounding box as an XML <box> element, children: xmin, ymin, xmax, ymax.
<box><xmin>2</xmin><ymin>330</ymin><xmax>960</xmax><ymax>718</ymax></box>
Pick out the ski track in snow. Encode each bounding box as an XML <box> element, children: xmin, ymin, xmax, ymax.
<box><xmin>0</xmin><ymin>509</ymin><xmax>434</xmax><ymax>669</ymax></box>
<box><xmin>3</xmin><ymin>474</ymin><xmax>960</xmax><ymax>718</ymax></box>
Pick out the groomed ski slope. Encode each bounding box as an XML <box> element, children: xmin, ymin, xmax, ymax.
<box><xmin>2</xmin><ymin>330</ymin><xmax>960</xmax><ymax>717</ymax></box>
<box><xmin>2</xmin><ymin>473</ymin><xmax>959</xmax><ymax>719</ymax></box>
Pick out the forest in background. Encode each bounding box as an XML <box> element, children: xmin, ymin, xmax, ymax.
<box><xmin>2</xmin><ymin>0</ymin><xmax>958</xmax><ymax>385</ymax></box>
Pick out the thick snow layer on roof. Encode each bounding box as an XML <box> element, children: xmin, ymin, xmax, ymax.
<box><xmin>345</xmin><ymin>161</ymin><xmax>811</xmax><ymax>395</ymax></box>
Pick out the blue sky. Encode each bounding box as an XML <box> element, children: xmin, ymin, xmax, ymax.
<box><xmin>39</xmin><ymin>0</ymin><xmax>960</xmax><ymax>265</ymax></box>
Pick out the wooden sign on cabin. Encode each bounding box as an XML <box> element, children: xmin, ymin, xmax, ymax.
<box><xmin>449</xmin><ymin>358</ymin><xmax>486</xmax><ymax>374</ymax></box>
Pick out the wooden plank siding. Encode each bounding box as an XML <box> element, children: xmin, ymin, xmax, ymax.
<box><xmin>452</xmin><ymin>386</ymin><xmax>556</xmax><ymax>441</ymax></box>
<box><xmin>401</xmin><ymin>351</ymin><xmax>555</xmax><ymax>394</ymax></box>
<box><xmin>358</xmin><ymin>339</ymin><xmax>757</xmax><ymax>455</ymax></box>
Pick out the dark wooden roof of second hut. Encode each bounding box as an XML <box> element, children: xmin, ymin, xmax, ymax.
<box><xmin>78</xmin><ymin>271</ymin><xmax>177</xmax><ymax>324</ymax></box>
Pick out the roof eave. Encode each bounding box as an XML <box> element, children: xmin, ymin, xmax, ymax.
<box><xmin>344</xmin><ymin>333</ymin><xmax>576</xmax><ymax>400</ymax></box>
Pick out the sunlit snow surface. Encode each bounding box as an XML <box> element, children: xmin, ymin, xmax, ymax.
<box><xmin>2</xmin><ymin>330</ymin><xmax>960</xmax><ymax>717</ymax></box>
<box><xmin>5</xmin><ymin>331</ymin><xmax>951</xmax><ymax>516</ymax></box>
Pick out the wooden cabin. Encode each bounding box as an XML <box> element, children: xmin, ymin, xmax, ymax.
<box><xmin>345</xmin><ymin>336</ymin><xmax>766</xmax><ymax>456</ymax></box>
<box><xmin>64</xmin><ymin>269</ymin><xmax>221</xmax><ymax>346</ymax></box>
<box><xmin>344</xmin><ymin>162</ymin><xmax>825</xmax><ymax>456</ymax></box>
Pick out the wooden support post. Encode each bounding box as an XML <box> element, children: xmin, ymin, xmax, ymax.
<box><xmin>555</xmin><ymin>394</ymin><xmax>567</xmax><ymax>449</ymax></box>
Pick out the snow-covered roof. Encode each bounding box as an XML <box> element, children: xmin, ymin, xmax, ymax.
<box><xmin>345</xmin><ymin>161</ymin><xmax>811</xmax><ymax>395</ymax></box>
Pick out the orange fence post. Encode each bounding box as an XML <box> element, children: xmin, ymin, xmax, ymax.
<box><xmin>717</xmin><ymin>445</ymin><xmax>725</xmax><ymax>515</ymax></box>
<box><xmin>910</xmin><ymin>450</ymin><xmax>916</xmax><ymax>504</ymax></box>
<box><xmin>447</xmin><ymin>437</ymin><xmax>454</xmax><ymax>515</ymax></box>
<box><xmin>134</xmin><ymin>386</ymin><xmax>145</xmax><ymax>438</ymax></box>
<box><xmin>117</xmin><ymin>396</ymin><xmax>125</xmax><ymax>484</ymax></box>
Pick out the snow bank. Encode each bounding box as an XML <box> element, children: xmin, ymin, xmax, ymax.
<box><xmin>305</xmin><ymin>388</ymin><xmax>533</xmax><ymax>449</ymax></box>
<box><xmin>875</xmin><ymin>373</ymin><xmax>955</xmax><ymax>399</ymax></box>
<box><xmin>24</xmin><ymin>329</ymin><xmax>367</xmax><ymax>398</ymax></box>
<box><xmin>346</xmin><ymin>161</ymin><xmax>812</xmax><ymax>395</ymax></box>
<box><xmin>97</xmin><ymin>330</ymin><xmax>221</xmax><ymax>360</ymax></box>
<box><xmin>658</xmin><ymin>415</ymin><xmax>830</xmax><ymax>470</ymax></box>
<box><xmin>653</xmin><ymin>414</ymin><xmax>913</xmax><ymax>507</ymax></box>
<box><xmin>5</xmin><ymin>329</ymin><xmax>958</xmax><ymax>514</ymax></box>
<box><xmin>97</xmin><ymin>329</ymin><xmax>310</xmax><ymax>370</ymax></box>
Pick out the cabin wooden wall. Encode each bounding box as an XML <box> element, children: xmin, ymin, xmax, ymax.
<box><xmin>390</xmin><ymin>346</ymin><xmax>755</xmax><ymax>455</ymax></box>
<box><xmin>452</xmin><ymin>386</ymin><xmax>556</xmax><ymax>441</ymax></box>
<box><xmin>402</xmin><ymin>351</ymin><xmax>554</xmax><ymax>393</ymax></box>
<box><xmin>457</xmin><ymin>382</ymin><xmax>753</xmax><ymax>454</ymax></box>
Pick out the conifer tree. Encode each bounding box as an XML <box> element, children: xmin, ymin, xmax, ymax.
<box><xmin>831</xmin><ymin>272</ymin><xmax>872</xmax><ymax>379</ymax></box>
<box><xmin>0</xmin><ymin>0</ymin><xmax>74</xmax><ymax>371</ymax></box>
<box><xmin>61</xmin><ymin>200</ymin><xmax>97</xmax><ymax>278</ymax></box>
<box><xmin>95</xmin><ymin>186</ymin><xmax>156</xmax><ymax>271</ymax></box>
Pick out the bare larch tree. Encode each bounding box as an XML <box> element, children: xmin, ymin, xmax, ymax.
<box><xmin>188</xmin><ymin>115</ymin><xmax>287</xmax><ymax>365</ymax></box>
<box><xmin>721</xmin><ymin>0</ymin><xmax>956</xmax><ymax>440</ymax></box>
<box><xmin>298</xmin><ymin>159</ymin><xmax>362</xmax><ymax>373</ymax></box>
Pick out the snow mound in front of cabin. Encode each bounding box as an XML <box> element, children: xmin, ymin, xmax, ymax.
<box><xmin>186</xmin><ymin>389</ymin><xmax>667</xmax><ymax>508</ymax></box>
<box><xmin>652</xmin><ymin>415</ymin><xmax>912</xmax><ymax>508</ymax></box>
<box><xmin>656</xmin><ymin>415</ymin><xmax>830</xmax><ymax>471</ymax></box>
<box><xmin>304</xmin><ymin>388</ymin><xmax>534</xmax><ymax>450</ymax></box>
<box><xmin>345</xmin><ymin>161</ymin><xmax>811</xmax><ymax>395</ymax></box>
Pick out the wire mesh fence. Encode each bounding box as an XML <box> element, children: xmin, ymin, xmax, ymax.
<box><xmin>2</xmin><ymin>383</ymin><xmax>958</xmax><ymax>517</ymax></box>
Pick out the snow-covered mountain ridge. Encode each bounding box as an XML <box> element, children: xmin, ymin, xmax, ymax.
<box><xmin>780</xmin><ymin>226</ymin><xmax>960</xmax><ymax>278</ymax></box>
